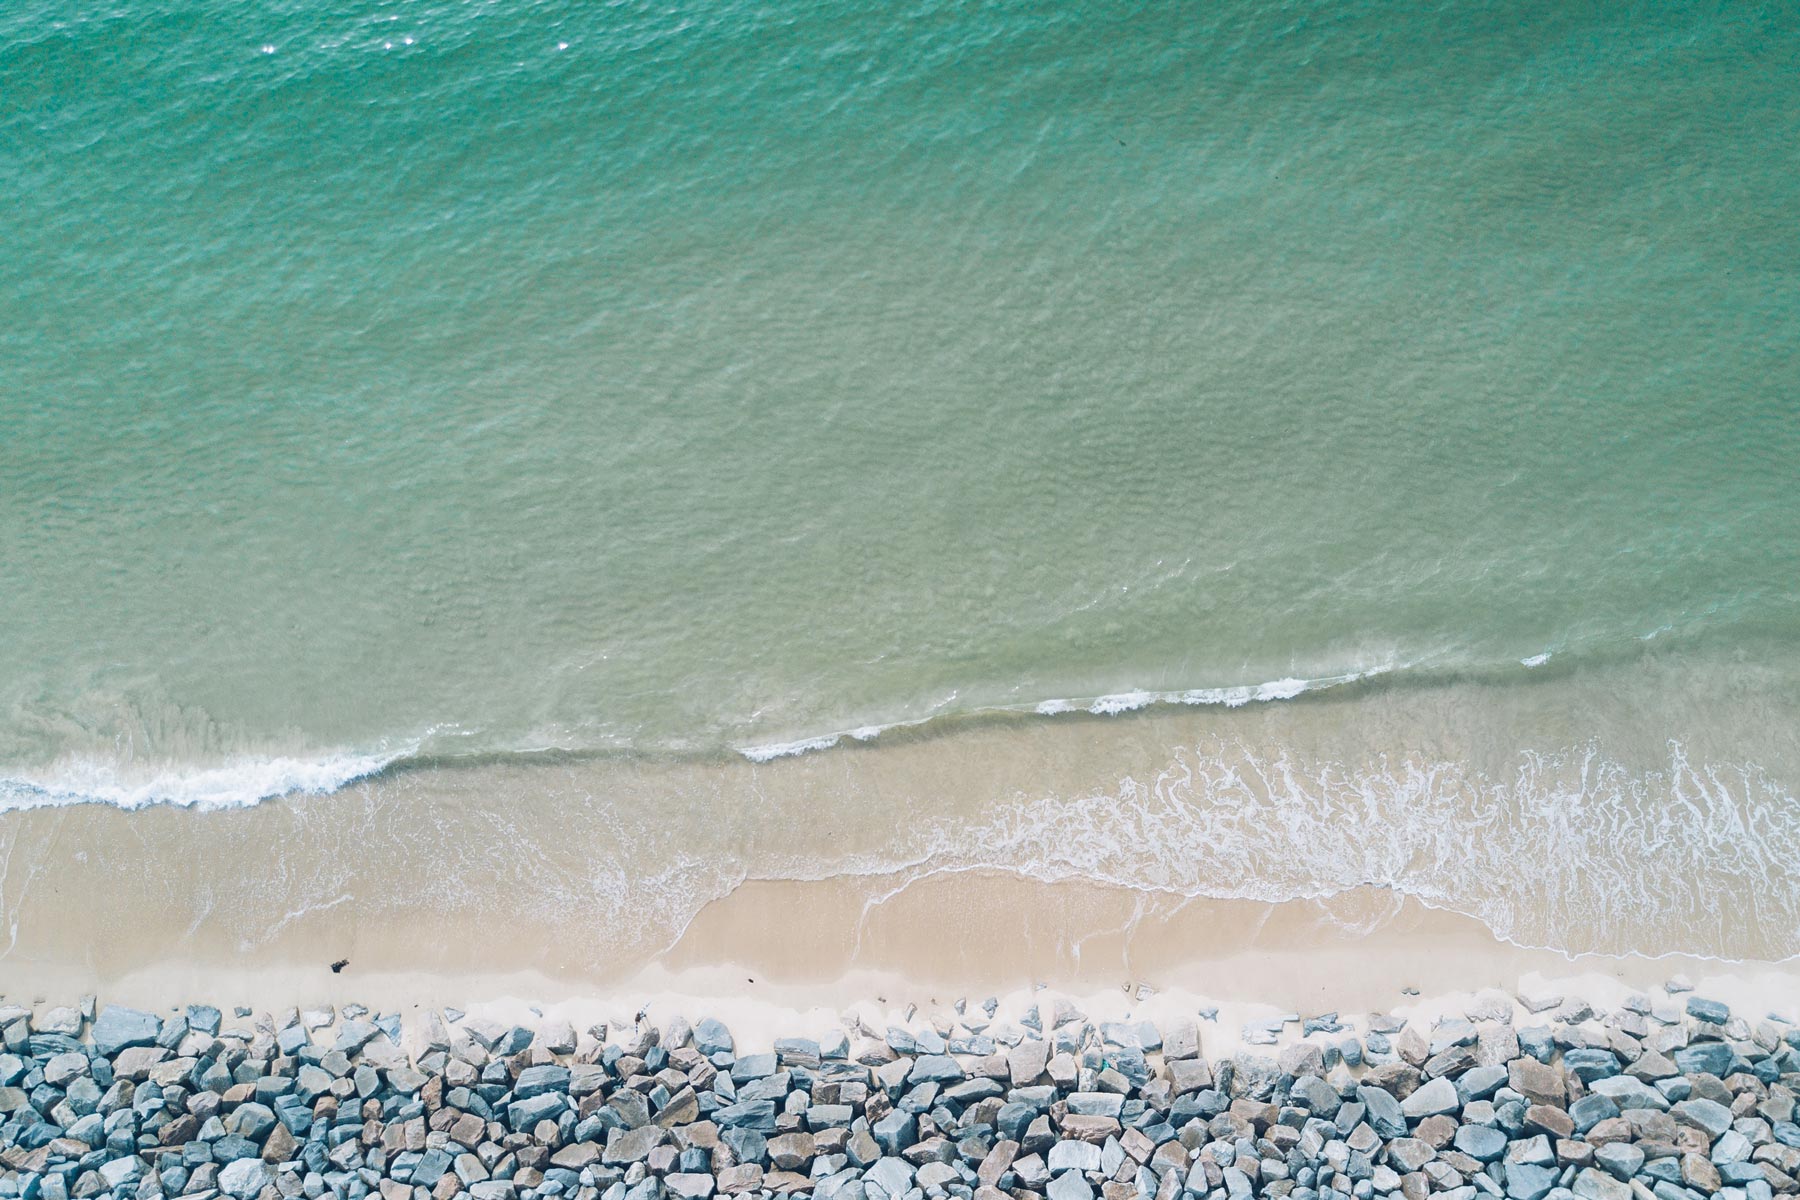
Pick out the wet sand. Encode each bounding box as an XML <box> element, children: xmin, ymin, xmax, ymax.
<box><xmin>7</xmin><ymin>849</ymin><xmax>1798</xmax><ymax>1048</ymax></box>
<box><xmin>4</xmin><ymin>655</ymin><xmax>1798</xmax><ymax>1020</ymax></box>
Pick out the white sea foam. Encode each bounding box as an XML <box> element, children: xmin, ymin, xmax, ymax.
<box><xmin>738</xmin><ymin>734</ymin><xmax>843</xmax><ymax>763</ymax></box>
<box><xmin>739</xmin><ymin>669</ymin><xmax>1377</xmax><ymax>763</ymax></box>
<box><xmin>1521</xmin><ymin>652</ymin><xmax>1552</xmax><ymax>667</ymax></box>
<box><xmin>901</xmin><ymin>737</ymin><xmax>1800</xmax><ymax>960</ymax></box>
<box><xmin>0</xmin><ymin>750</ymin><xmax>404</xmax><ymax>813</ymax></box>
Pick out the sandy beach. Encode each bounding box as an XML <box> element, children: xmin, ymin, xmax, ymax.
<box><xmin>8</xmin><ymin>849</ymin><xmax>1798</xmax><ymax>1049</ymax></box>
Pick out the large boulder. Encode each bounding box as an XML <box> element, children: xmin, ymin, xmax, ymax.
<box><xmin>91</xmin><ymin>1006</ymin><xmax>160</xmax><ymax>1056</ymax></box>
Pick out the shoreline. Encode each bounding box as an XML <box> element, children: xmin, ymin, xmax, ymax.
<box><xmin>6</xmin><ymin>871</ymin><xmax>1799</xmax><ymax>1038</ymax></box>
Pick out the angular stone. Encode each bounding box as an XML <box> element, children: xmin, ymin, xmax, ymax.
<box><xmin>1595</xmin><ymin>1143</ymin><xmax>1645</xmax><ymax>1180</ymax></box>
<box><xmin>225</xmin><ymin>1102</ymin><xmax>277</xmax><ymax>1141</ymax></box>
<box><xmin>550</xmin><ymin>1143</ymin><xmax>602</xmax><ymax>1169</ymax></box>
<box><xmin>1066</xmin><ymin>1092</ymin><xmax>1125</xmax><ymax>1119</ymax></box>
<box><xmin>1457</xmin><ymin>1064</ymin><xmax>1506</xmax><ymax>1100</ymax></box>
<box><xmin>908</xmin><ymin>1055</ymin><xmax>965</xmax><ymax>1084</ymax></box>
<box><xmin>218</xmin><ymin>1159</ymin><xmax>272</xmax><ymax>1200</ymax></box>
<box><xmin>1571</xmin><ymin>1094</ymin><xmax>1620</xmax><ymax>1134</ymax></box>
<box><xmin>1509</xmin><ymin>1058</ymin><xmax>1565</xmax><ymax>1107</ymax></box>
<box><xmin>513</xmin><ymin>1064</ymin><xmax>570</xmax><ymax>1100</ymax></box>
<box><xmin>1280</xmin><ymin>1042</ymin><xmax>1325</xmax><ymax>1079</ymax></box>
<box><xmin>694</xmin><ymin>1018</ymin><xmax>733</xmax><ymax>1056</ymax></box>
<box><xmin>92</xmin><ymin>1006</ymin><xmax>161</xmax><ymax>1056</ymax></box>
<box><xmin>604</xmin><ymin>1125</ymin><xmax>667</xmax><ymax>1164</ymax></box>
<box><xmin>768</xmin><ymin>1132</ymin><xmax>816</xmax><ymax>1170</ymax></box>
<box><xmin>37</xmin><ymin>1007</ymin><xmax>83</xmax><ymax>1037</ymax></box>
<box><xmin>1047</xmin><ymin>1171</ymin><xmax>1095</xmax><ymax>1200</ymax></box>
<box><xmin>873</xmin><ymin>1110</ymin><xmax>916</xmax><ymax>1156</ymax></box>
<box><xmin>1164</xmin><ymin>1020</ymin><xmax>1200</xmax><ymax>1062</ymax></box>
<box><xmin>1686</xmin><ymin>998</ymin><xmax>1729</xmax><ymax>1025</ymax></box>
<box><xmin>1360</xmin><ymin>1085</ymin><xmax>1409</xmax><ymax>1138</ymax></box>
<box><xmin>1673</xmin><ymin>1097</ymin><xmax>1733</xmax><ymax>1138</ymax></box>
<box><xmin>865</xmin><ymin>1157</ymin><xmax>915</xmax><ymax>1199</ymax></box>
<box><xmin>1523</xmin><ymin>1105</ymin><xmax>1574</xmax><ymax>1139</ymax></box>
<box><xmin>1401</xmin><ymin>1078</ymin><xmax>1460</xmax><ymax>1120</ymax></box>
<box><xmin>1291</xmin><ymin>1075</ymin><xmax>1340</xmax><ymax>1118</ymax></box>
<box><xmin>665</xmin><ymin>1174</ymin><xmax>715</xmax><ymax>1200</ymax></box>
<box><xmin>1589</xmin><ymin>1076</ymin><xmax>1670</xmax><ymax>1112</ymax></box>
<box><xmin>1167</xmin><ymin>1058</ymin><xmax>1212</xmax><ymax>1095</ymax></box>
<box><xmin>1454</xmin><ymin>1126</ymin><xmax>1507</xmax><ymax>1162</ymax></box>
<box><xmin>1505</xmin><ymin>1163</ymin><xmax>1557</xmax><ymax>1200</ymax></box>
<box><xmin>1682</xmin><ymin>1152</ymin><xmax>1723</xmax><ymax>1192</ymax></box>
<box><xmin>1674</xmin><ymin>1043</ymin><xmax>1735</xmax><ymax>1077</ymax></box>
<box><xmin>717</xmin><ymin>1165</ymin><xmax>762</xmax><ymax>1196</ymax></box>
<box><xmin>978</xmin><ymin>1140</ymin><xmax>1018</xmax><ymax>1187</ymax></box>
<box><xmin>1571</xmin><ymin>1168</ymin><xmax>1630</xmax><ymax>1200</ymax></box>
<box><xmin>1048</xmin><ymin>1140</ymin><xmax>1103</xmax><ymax>1174</ymax></box>
<box><xmin>97</xmin><ymin>1159</ymin><xmax>143</xmax><ymax>1190</ymax></box>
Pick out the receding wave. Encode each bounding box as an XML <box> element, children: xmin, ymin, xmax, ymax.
<box><xmin>0</xmin><ymin>636</ymin><xmax>1737</xmax><ymax>810</ymax></box>
<box><xmin>0</xmin><ymin>749</ymin><xmax>406</xmax><ymax>813</ymax></box>
<box><xmin>737</xmin><ymin>668</ymin><xmax>1383</xmax><ymax>762</ymax></box>
<box><xmin>905</xmin><ymin>737</ymin><xmax>1800</xmax><ymax>959</ymax></box>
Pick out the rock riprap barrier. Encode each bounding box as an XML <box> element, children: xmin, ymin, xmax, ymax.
<box><xmin>1</xmin><ymin>988</ymin><xmax>1796</xmax><ymax>1200</ymax></box>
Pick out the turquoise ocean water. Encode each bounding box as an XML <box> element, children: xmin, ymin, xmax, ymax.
<box><xmin>3</xmin><ymin>0</ymin><xmax>1799</xmax><ymax>954</ymax></box>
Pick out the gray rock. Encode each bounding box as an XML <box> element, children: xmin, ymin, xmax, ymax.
<box><xmin>1454</xmin><ymin>1125</ymin><xmax>1507</xmax><ymax>1162</ymax></box>
<box><xmin>218</xmin><ymin>1159</ymin><xmax>271</xmax><ymax>1200</ymax></box>
<box><xmin>1401</xmin><ymin>1077</ymin><xmax>1460</xmax><ymax>1119</ymax></box>
<box><xmin>872</xmin><ymin>1110</ymin><xmax>916</xmax><ymax>1156</ymax></box>
<box><xmin>225</xmin><ymin>1102</ymin><xmax>276</xmax><ymax>1141</ymax></box>
<box><xmin>1164</xmin><ymin>1019</ymin><xmax>1200</xmax><ymax>1061</ymax></box>
<box><xmin>92</xmin><ymin>1006</ymin><xmax>161</xmax><ymax>1056</ymax></box>
<box><xmin>1571</xmin><ymin>1167</ymin><xmax>1630</xmax><ymax>1200</ymax></box>
<box><xmin>1686</xmin><ymin>997</ymin><xmax>1729</xmax><ymax>1024</ymax></box>
<box><xmin>43</xmin><ymin>1051</ymin><xmax>88</xmax><ymax>1086</ymax></box>
<box><xmin>864</xmin><ymin>1158</ymin><xmax>914</xmax><ymax>1200</ymax></box>
<box><xmin>604</xmin><ymin>1125</ymin><xmax>666</xmax><ymax>1164</ymax></box>
<box><xmin>1673</xmin><ymin>1043</ymin><xmax>1734</xmax><ymax>1077</ymax></box>
<box><xmin>1291</xmin><ymin>1075</ymin><xmax>1340</xmax><ymax>1117</ymax></box>
<box><xmin>907</xmin><ymin>1054</ymin><xmax>965</xmax><ymax>1084</ymax></box>
<box><xmin>915</xmin><ymin>1162</ymin><xmax>958</xmax><ymax>1190</ymax></box>
<box><xmin>1047</xmin><ymin>1140</ymin><xmax>1102</xmax><ymax>1174</ymax></box>
<box><xmin>694</xmin><ymin>1017</ymin><xmax>733</xmax><ymax>1056</ymax></box>
<box><xmin>1047</xmin><ymin>1172</ymin><xmax>1094</xmax><ymax>1200</ymax></box>
<box><xmin>1569</xmin><ymin>1094</ymin><xmax>1620</xmax><ymax>1134</ymax></box>
<box><xmin>714</xmin><ymin>1097</ymin><xmax>776</xmax><ymax>1130</ymax></box>
<box><xmin>333</xmin><ymin>1020</ymin><xmax>378</xmax><ymax>1055</ymax></box>
<box><xmin>1008</xmin><ymin>1039</ymin><xmax>1049</xmax><ymax>1086</ymax></box>
<box><xmin>514</xmin><ymin>1064</ymin><xmax>571</xmax><ymax>1099</ymax></box>
<box><xmin>536</xmin><ymin>1017</ymin><xmax>578</xmax><ymax>1054</ymax></box>
<box><xmin>1359</xmin><ymin>1084</ymin><xmax>1408</xmax><ymax>1138</ymax></box>
<box><xmin>1588</xmin><ymin>1076</ymin><xmax>1670</xmax><ymax>1111</ymax></box>
<box><xmin>1505</xmin><ymin>1163</ymin><xmax>1558</xmax><ymax>1200</ymax></box>
<box><xmin>1065</xmin><ymin>1092</ymin><xmax>1124</xmax><ymax>1118</ymax></box>
<box><xmin>1674</xmin><ymin>1097</ymin><xmax>1733</xmax><ymax>1138</ymax></box>
<box><xmin>1595</xmin><ymin>1144</ymin><xmax>1644</xmax><ymax>1181</ymax></box>
<box><xmin>97</xmin><ymin>1159</ymin><xmax>143</xmax><ymax>1190</ymax></box>
<box><xmin>508</xmin><ymin>1091</ymin><xmax>567</xmax><ymax>1130</ymax></box>
<box><xmin>665</xmin><ymin>1175</ymin><xmax>714</xmax><ymax>1200</ymax></box>
<box><xmin>1280</xmin><ymin>1042</ymin><xmax>1326</xmax><ymax>1078</ymax></box>
<box><xmin>37</xmin><ymin>1006</ymin><xmax>83</xmax><ymax>1036</ymax></box>
<box><xmin>1462</xmin><ymin>1065</ymin><xmax>1508</xmax><ymax>1099</ymax></box>
<box><xmin>730</xmin><ymin>1052</ymin><xmax>776</xmax><ymax>1080</ymax></box>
